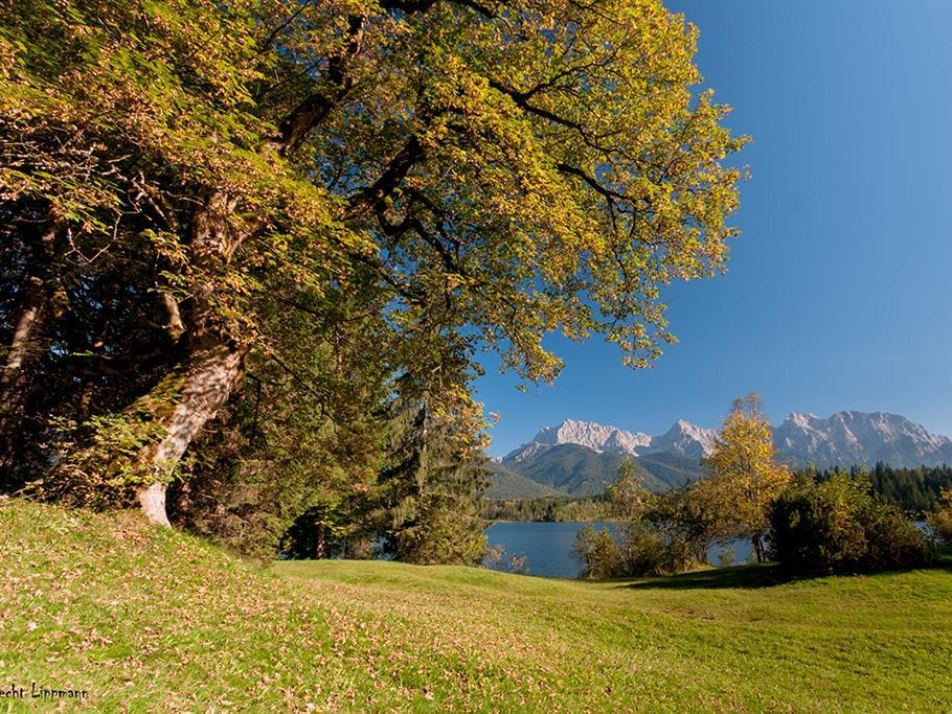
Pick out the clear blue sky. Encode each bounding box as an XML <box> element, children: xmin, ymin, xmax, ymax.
<box><xmin>475</xmin><ymin>0</ymin><xmax>952</xmax><ymax>457</ymax></box>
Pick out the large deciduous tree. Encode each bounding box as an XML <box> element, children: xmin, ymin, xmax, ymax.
<box><xmin>1</xmin><ymin>0</ymin><xmax>746</xmax><ymax>524</ymax></box>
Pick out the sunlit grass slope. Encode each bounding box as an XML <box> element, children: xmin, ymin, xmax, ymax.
<box><xmin>2</xmin><ymin>499</ymin><xmax>951</xmax><ymax>712</ymax></box>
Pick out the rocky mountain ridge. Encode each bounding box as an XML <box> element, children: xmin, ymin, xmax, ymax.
<box><xmin>505</xmin><ymin>412</ymin><xmax>952</xmax><ymax>470</ymax></box>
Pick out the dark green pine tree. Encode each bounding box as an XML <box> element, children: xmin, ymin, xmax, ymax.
<box><xmin>374</xmin><ymin>359</ymin><xmax>489</xmax><ymax>566</ymax></box>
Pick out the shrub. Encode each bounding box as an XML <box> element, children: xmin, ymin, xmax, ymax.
<box><xmin>605</xmin><ymin>469</ymin><xmax>716</xmax><ymax>577</ymax></box>
<box><xmin>771</xmin><ymin>473</ymin><xmax>932</xmax><ymax>576</ymax></box>
<box><xmin>927</xmin><ymin>487</ymin><xmax>952</xmax><ymax>544</ymax></box>
<box><xmin>618</xmin><ymin>524</ymin><xmax>669</xmax><ymax>576</ymax></box>
<box><xmin>863</xmin><ymin>509</ymin><xmax>934</xmax><ymax>571</ymax></box>
<box><xmin>573</xmin><ymin>525</ymin><xmax>624</xmax><ymax>579</ymax></box>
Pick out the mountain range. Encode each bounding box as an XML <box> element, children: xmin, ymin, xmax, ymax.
<box><xmin>507</xmin><ymin>418</ymin><xmax>719</xmax><ymax>461</ymax></box>
<box><xmin>485</xmin><ymin>411</ymin><xmax>952</xmax><ymax>499</ymax></box>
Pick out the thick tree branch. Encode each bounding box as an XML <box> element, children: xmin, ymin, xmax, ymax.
<box><xmin>379</xmin><ymin>212</ymin><xmax>460</xmax><ymax>277</ymax></box>
<box><xmin>346</xmin><ymin>136</ymin><xmax>424</xmax><ymax>219</ymax></box>
<box><xmin>272</xmin><ymin>15</ymin><xmax>365</xmax><ymax>156</ymax></box>
<box><xmin>159</xmin><ymin>290</ymin><xmax>185</xmax><ymax>341</ymax></box>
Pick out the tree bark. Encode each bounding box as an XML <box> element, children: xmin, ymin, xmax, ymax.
<box><xmin>0</xmin><ymin>219</ymin><xmax>59</xmax><ymax>478</ymax></box>
<box><xmin>1</xmin><ymin>277</ymin><xmax>45</xmax><ymax>393</ymax></box>
<box><xmin>136</xmin><ymin>482</ymin><xmax>170</xmax><ymax>525</ymax></box>
<box><xmin>136</xmin><ymin>335</ymin><xmax>245</xmax><ymax>526</ymax></box>
<box><xmin>0</xmin><ymin>276</ymin><xmax>46</xmax><ymax>476</ymax></box>
<box><xmin>752</xmin><ymin>533</ymin><xmax>765</xmax><ymax>563</ymax></box>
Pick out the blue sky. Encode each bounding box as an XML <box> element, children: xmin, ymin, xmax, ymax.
<box><xmin>475</xmin><ymin>0</ymin><xmax>952</xmax><ymax>457</ymax></box>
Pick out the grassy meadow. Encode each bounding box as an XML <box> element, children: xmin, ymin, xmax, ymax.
<box><xmin>2</xmin><ymin>499</ymin><xmax>951</xmax><ymax>712</ymax></box>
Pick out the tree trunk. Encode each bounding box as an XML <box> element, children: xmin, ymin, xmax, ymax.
<box><xmin>0</xmin><ymin>276</ymin><xmax>46</xmax><ymax>476</ymax></box>
<box><xmin>0</xmin><ymin>218</ymin><xmax>60</xmax><ymax>478</ymax></box>
<box><xmin>135</xmin><ymin>334</ymin><xmax>245</xmax><ymax>526</ymax></box>
<box><xmin>131</xmin><ymin>188</ymin><xmax>248</xmax><ymax>525</ymax></box>
<box><xmin>1</xmin><ymin>276</ymin><xmax>45</xmax><ymax>393</ymax></box>
<box><xmin>752</xmin><ymin>533</ymin><xmax>765</xmax><ymax>563</ymax></box>
<box><xmin>314</xmin><ymin>523</ymin><xmax>326</xmax><ymax>559</ymax></box>
<box><xmin>136</xmin><ymin>482</ymin><xmax>170</xmax><ymax>525</ymax></box>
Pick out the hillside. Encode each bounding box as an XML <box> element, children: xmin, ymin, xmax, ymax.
<box><xmin>3</xmin><ymin>500</ymin><xmax>952</xmax><ymax>712</ymax></box>
<box><xmin>502</xmin><ymin>443</ymin><xmax>635</xmax><ymax>495</ymax></box>
<box><xmin>637</xmin><ymin>451</ymin><xmax>707</xmax><ymax>487</ymax></box>
<box><xmin>500</xmin><ymin>443</ymin><xmax>703</xmax><ymax>496</ymax></box>
<box><xmin>483</xmin><ymin>461</ymin><xmax>568</xmax><ymax>500</ymax></box>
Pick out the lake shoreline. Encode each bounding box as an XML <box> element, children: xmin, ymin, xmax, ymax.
<box><xmin>484</xmin><ymin>521</ymin><xmax>755</xmax><ymax>578</ymax></box>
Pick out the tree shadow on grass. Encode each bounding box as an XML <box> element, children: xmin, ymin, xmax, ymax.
<box><xmin>618</xmin><ymin>545</ymin><xmax>952</xmax><ymax>591</ymax></box>
<box><xmin>620</xmin><ymin>563</ymin><xmax>783</xmax><ymax>591</ymax></box>
<box><xmin>929</xmin><ymin>545</ymin><xmax>952</xmax><ymax>573</ymax></box>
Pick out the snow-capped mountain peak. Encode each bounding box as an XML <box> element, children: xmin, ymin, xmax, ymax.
<box><xmin>506</xmin><ymin>418</ymin><xmax>714</xmax><ymax>461</ymax></box>
<box><xmin>518</xmin><ymin>419</ymin><xmax>650</xmax><ymax>459</ymax></box>
<box><xmin>774</xmin><ymin>410</ymin><xmax>952</xmax><ymax>468</ymax></box>
<box><xmin>642</xmin><ymin>420</ymin><xmax>719</xmax><ymax>459</ymax></box>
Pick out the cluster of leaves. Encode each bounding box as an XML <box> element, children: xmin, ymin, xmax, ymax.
<box><xmin>771</xmin><ymin>472</ymin><xmax>933</xmax><ymax>576</ymax></box>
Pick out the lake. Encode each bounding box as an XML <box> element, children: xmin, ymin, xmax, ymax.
<box><xmin>483</xmin><ymin>521</ymin><xmax>753</xmax><ymax>578</ymax></box>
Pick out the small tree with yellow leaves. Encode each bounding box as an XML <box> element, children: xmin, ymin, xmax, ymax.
<box><xmin>699</xmin><ymin>393</ymin><xmax>792</xmax><ymax>563</ymax></box>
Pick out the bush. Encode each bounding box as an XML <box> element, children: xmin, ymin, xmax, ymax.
<box><xmin>606</xmin><ymin>472</ymin><xmax>716</xmax><ymax>577</ymax></box>
<box><xmin>573</xmin><ymin>525</ymin><xmax>624</xmax><ymax>579</ymax></box>
<box><xmin>771</xmin><ymin>473</ymin><xmax>932</xmax><ymax>576</ymax></box>
<box><xmin>929</xmin><ymin>510</ymin><xmax>952</xmax><ymax>544</ymax></box>
<box><xmin>618</xmin><ymin>523</ymin><xmax>669</xmax><ymax>576</ymax></box>
<box><xmin>863</xmin><ymin>509</ymin><xmax>934</xmax><ymax>571</ymax></box>
<box><xmin>927</xmin><ymin>487</ymin><xmax>952</xmax><ymax>544</ymax></box>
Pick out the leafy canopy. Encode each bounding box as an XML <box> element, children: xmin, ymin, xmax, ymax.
<box><xmin>1</xmin><ymin>0</ymin><xmax>746</xmax><ymax>380</ymax></box>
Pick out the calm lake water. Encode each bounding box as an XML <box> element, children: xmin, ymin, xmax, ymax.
<box><xmin>483</xmin><ymin>521</ymin><xmax>753</xmax><ymax>578</ymax></box>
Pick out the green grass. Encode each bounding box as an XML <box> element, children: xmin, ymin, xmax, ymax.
<box><xmin>2</xmin><ymin>499</ymin><xmax>951</xmax><ymax>712</ymax></box>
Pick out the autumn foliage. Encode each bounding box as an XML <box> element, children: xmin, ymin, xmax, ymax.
<box><xmin>696</xmin><ymin>393</ymin><xmax>791</xmax><ymax>562</ymax></box>
<box><xmin>1</xmin><ymin>0</ymin><xmax>745</xmax><ymax>537</ymax></box>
